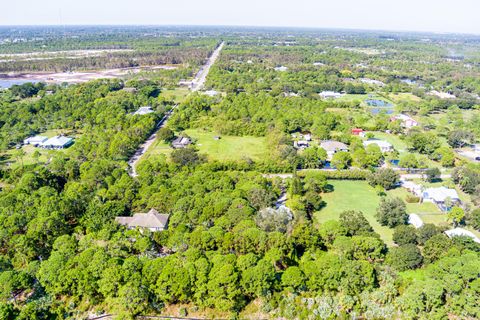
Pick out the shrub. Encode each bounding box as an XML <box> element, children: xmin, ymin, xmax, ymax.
<box><xmin>405</xmin><ymin>194</ymin><xmax>420</xmax><ymax>203</ymax></box>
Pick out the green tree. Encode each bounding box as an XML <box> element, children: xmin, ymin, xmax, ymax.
<box><xmin>386</xmin><ymin>244</ymin><xmax>423</xmax><ymax>271</ymax></box>
<box><xmin>376</xmin><ymin>197</ymin><xmax>408</xmax><ymax>228</ymax></box>
<box><xmin>281</xmin><ymin>266</ymin><xmax>305</xmax><ymax>291</ymax></box>
<box><xmin>393</xmin><ymin>225</ymin><xmax>418</xmax><ymax>245</ymax></box>
<box><xmin>331</xmin><ymin>151</ymin><xmax>352</xmax><ymax>169</ymax></box>
<box><xmin>448</xmin><ymin>206</ymin><xmax>465</xmax><ymax>227</ymax></box>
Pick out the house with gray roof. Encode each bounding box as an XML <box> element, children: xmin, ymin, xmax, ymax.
<box><xmin>115</xmin><ymin>208</ymin><xmax>169</xmax><ymax>232</ymax></box>
<box><xmin>172</xmin><ymin>136</ymin><xmax>191</xmax><ymax>149</ymax></box>
<box><xmin>320</xmin><ymin>140</ymin><xmax>349</xmax><ymax>160</ymax></box>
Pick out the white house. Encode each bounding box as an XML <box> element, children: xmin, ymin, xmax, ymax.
<box><xmin>319</xmin><ymin>91</ymin><xmax>343</xmax><ymax>99</ymax></box>
<box><xmin>40</xmin><ymin>136</ymin><xmax>74</xmax><ymax>149</ymax></box>
<box><xmin>363</xmin><ymin>139</ymin><xmax>393</xmax><ymax>153</ymax></box>
<box><xmin>24</xmin><ymin>135</ymin><xmax>48</xmax><ymax>145</ymax></box>
<box><xmin>320</xmin><ymin>140</ymin><xmax>349</xmax><ymax>160</ymax></box>
<box><xmin>133</xmin><ymin>106</ymin><xmax>154</xmax><ymax>115</ymax></box>
<box><xmin>423</xmin><ymin>187</ymin><xmax>460</xmax><ymax>211</ymax></box>
<box><xmin>445</xmin><ymin>228</ymin><xmax>480</xmax><ymax>244</ymax></box>
<box><xmin>391</xmin><ymin>114</ymin><xmax>418</xmax><ymax>128</ymax></box>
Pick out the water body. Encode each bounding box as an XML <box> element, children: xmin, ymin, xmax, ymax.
<box><xmin>366</xmin><ymin>99</ymin><xmax>394</xmax><ymax>115</ymax></box>
<box><xmin>0</xmin><ymin>79</ymin><xmax>38</xmax><ymax>89</ymax></box>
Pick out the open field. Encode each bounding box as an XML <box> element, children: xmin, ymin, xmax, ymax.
<box><xmin>142</xmin><ymin>128</ymin><xmax>268</xmax><ymax>162</ymax></box>
<box><xmin>185</xmin><ymin>129</ymin><xmax>268</xmax><ymax>161</ymax></box>
<box><xmin>162</xmin><ymin>88</ymin><xmax>190</xmax><ymax>103</ymax></box>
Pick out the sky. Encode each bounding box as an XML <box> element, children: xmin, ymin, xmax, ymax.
<box><xmin>1</xmin><ymin>0</ymin><xmax>479</xmax><ymax>34</ymax></box>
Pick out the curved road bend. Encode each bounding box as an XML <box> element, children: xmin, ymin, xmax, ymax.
<box><xmin>128</xmin><ymin>41</ymin><xmax>225</xmax><ymax>176</ymax></box>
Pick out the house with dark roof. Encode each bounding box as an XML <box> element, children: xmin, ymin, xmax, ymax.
<box><xmin>172</xmin><ymin>137</ymin><xmax>191</xmax><ymax>149</ymax></box>
<box><xmin>115</xmin><ymin>209</ymin><xmax>169</xmax><ymax>232</ymax></box>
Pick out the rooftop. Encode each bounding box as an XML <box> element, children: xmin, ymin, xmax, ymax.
<box><xmin>320</xmin><ymin>140</ymin><xmax>348</xmax><ymax>152</ymax></box>
<box><xmin>423</xmin><ymin>186</ymin><xmax>459</xmax><ymax>202</ymax></box>
<box><xmin>116</xmin><ymin>208</ymin><xmax>169</xmax><ymax>231</ymax></box>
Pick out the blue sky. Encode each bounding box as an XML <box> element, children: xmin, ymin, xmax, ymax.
<box><xmin>1</xmin><ymin>0</ymin><xmax>479</xmax><ymax>34</ymax></box>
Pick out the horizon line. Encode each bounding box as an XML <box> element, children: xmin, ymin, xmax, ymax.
<box><xmin>0</xmin><ymin>24</ymin><xmax>479</xmax><ymax>37</ymax></box>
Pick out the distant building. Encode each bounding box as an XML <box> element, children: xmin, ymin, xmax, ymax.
<box><xmin>423</xmin><ymin>187</ymin><xmax>460</xmax><ymax>211</ymax></box>
<box><xmin>24</xmin><ymin>135</ymin><xmax>48</xmax><ymax>146</ymax></box>
<box><xmin>445</xmin><ymin>228</ymin><xmax>480</xmax><ymax>243</ymax></box>
<box><xmin>351</xmin><ymin>128</ymin><xmax>364</xmax><ymax>136</ymax></box>
<box><xmin>116</xmin><ymin>208</ymin><xmax>169</xmax><ymax>232</ymax></box>
<box><xmin>319</xmin><ymin>91</ymin><xmax>343</xmax><ymax>99</ymax></box>
<box><xmin>122</xmin><ymin>87</ymin><xmax>138</xmax><ymax>93</ymax></box>
<box><xmin>360</xmin><ymin>78</ymin><xmax>385</xmax><ymax>86</ymax></box>
<box><xmin>204</xmin><ymin>90</ymin><xmax>218</xmax><ymax>97</ymax></box>
<box><xmin>133</xmin><ymin>106</ymin><xmax>154</xmax><ymax>115</ymax></box>
<box><xmin>294</xmin><ymin>140</ymin><xmax>309</xmax><ymax>149</ymax></box>
<box><xmin>428</xmin><ymin>90</ymin><xmax>456</xmax><ymax>99</ymax></box>
<box><xmin>40</xmin><ymin>136</ymin><xmax>74</xmax><ymax>149</ymax></box>
<box><xmin>391</xmin><ymin>114</ymin><xmax>418</xmax><ymax>128</ymax></box>
<box><xmin>172</xmin><ymin>137</ymin><xmax>191</xmax><ymax>149</ymax></box>
<box><xmin>313</xmin><ymin>62</ymin><xmax>325</xmax><ymax>66</ymax></box>
<box><xmin>320</xmin><ymin>140</ymin><xmax>349</xmax><ymax>160</ymax></box>
<box><xmin>363</xmin><ymin>139</ymin><xmax>393</xmax><ymax>153</ymax></box>
<box><xmin>274</xmin><ymin>66</ymin><xmax>288</xmax><ymax>72</ymax></box>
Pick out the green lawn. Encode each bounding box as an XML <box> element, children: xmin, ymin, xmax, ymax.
<box><xmin>144</xmin><ymin>128</ymin><xmax>268</xmax><ymax>162</ymax></box>
<box><xmin>161</xmin><ymin>87</ymin><xmax>190</xmax><ymax>104</ymax></box>
<box><xmin>185</xmin><ymin>129</ymin><xmax>268</xmax><ymax>161</ymax></box>
<box><xmin>315</xmin><ymin>180</ymin><xmax>395</xmax><ymax>245</ymax></box>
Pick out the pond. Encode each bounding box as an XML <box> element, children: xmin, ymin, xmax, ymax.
<box><xmin>365</xmin><ymin>99</ymin><xmax>392</xmax><ymax>107</ymax></box>
<box><xmin>365</xmin><ymin>99</ymin><xmax>394</xmax><ymax>115</ymax></box>
<box><xmin>0</xmin><ymin>79</ymin><xmax>39</xmax><ymax>89</ymax></box>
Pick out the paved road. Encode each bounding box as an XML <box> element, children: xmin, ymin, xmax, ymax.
<box><xmin>128</xmin><ymin>106</ymin><xmax>176</xmax><ymax>177</ymax></box>
<box><xmin>191</xmin><ymin>42</ymin><xmax>224</xmax><ymax>92</ymax></box>
<box><xmin>128</xmin><ymin>41</ymin><xmax>225</xmax><ymax>176</ymax></box>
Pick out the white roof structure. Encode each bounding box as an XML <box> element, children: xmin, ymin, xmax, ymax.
<box><xmin>423</xmin><ymin>187</ymin><xmax>459</xmax><ymax>203</ymax></box>
<box><xmin>428</xmin><ymin>90</ymin><xmax>456</xmax><ymax>99</ymax></box>
<box><xmin>274</xmin><ymin>66</ymin><xmax>288</xmax><ymax>72</ymax></box>
<box><xmin>133</xmin><ymin>106</ymin><xmax>154</xmax><ymax>115</ymax></box>
<box><xmin>360</xmin><ymin>78</ymin><xmax>385</xmax><ymax>86</ymax></box>
<box><xmin>41</xmin><ymin>136</ymin><xmax>73</xmax><ymax>148</ymax></box>
<box><xmin>445</xmin><ymin>228</ymin><xmax>480</xmax><ymax>243</ymax></box>
<box><xmin>363</xmin><ymin>139</ymin><xmax>393</xmax><ymax>150</ymax></box>
<box><xmin>319</xmin><ymin>91</ymin><xmax>343</xmax><ymax>99</ymax></box>
<box><xmin>203</xmin><ymin>90</ymin><xmax>218</xmax><ymax>97</ymax></box>
<box><xmin>408</xmin><ymin>214</ymin><xmax>424</xmax><ymax>229</ymax></box>
<box><xmin>24</xmin><ymin>135</ymin><xmax>48</xmax><ymax>145</ymax></box>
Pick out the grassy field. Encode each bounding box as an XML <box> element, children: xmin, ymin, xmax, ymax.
<box><xmin>388</xmin><ymin>93</ymin><xmax>423</xmax><ymax>103</ymax></box>
<box><xmin>315</xmin><ymin>180</ymin><xmax>395</xmax><ymax>245</ymax></box>
<box><xmin>161</xmin><ymin>87</ymin><xmax>190</xmax><ymax>103</ymax></box>
<box><xmin>143</xmin><ymin>128</ymin><xmax>268</xmax><ymax>162</ymax></box>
